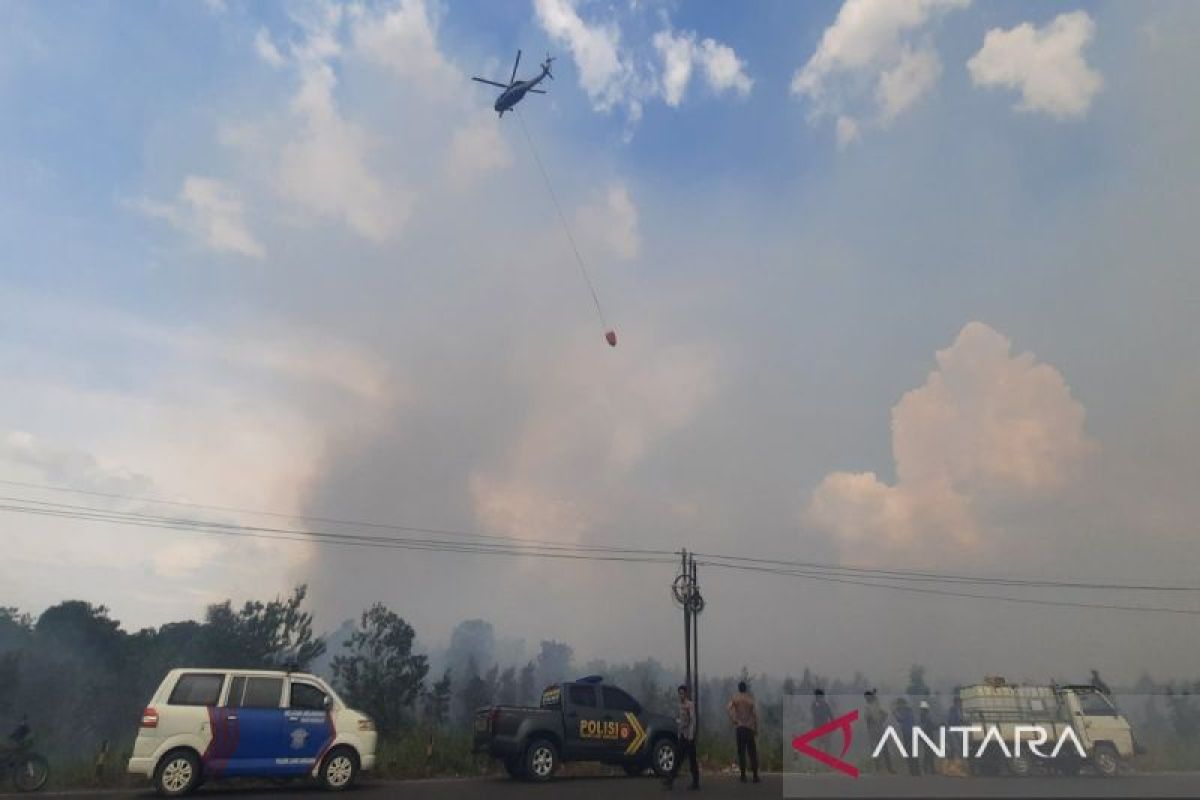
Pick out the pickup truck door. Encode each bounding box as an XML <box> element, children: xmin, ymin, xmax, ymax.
<box><xmin>601</xmin><ymin>686</ymin><xmax>649</xmax><ymax>760</ymax></box>
<box><xmin>563</xmin><ymin>684</ymin><xmax>606</xmax><ymax>759</ymax></box>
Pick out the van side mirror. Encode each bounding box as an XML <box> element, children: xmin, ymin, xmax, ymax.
<box><xmin>324</xmin><ymin>695</ymin><xmax>333</xmax><ymax>710</ymax></box>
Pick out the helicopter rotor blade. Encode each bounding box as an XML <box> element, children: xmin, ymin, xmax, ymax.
<box><xmin>509</xmin><ymin>49</ymin><xmax>522</xmax><ymax>85</ymax></box>
<box><xmin>472</xmin><ymin>77</ymin><xmax>509</xmax><ymax>89</ymax></box>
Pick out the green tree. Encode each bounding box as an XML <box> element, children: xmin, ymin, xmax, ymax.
<box><xmin>535</xmin><ymin>640</ymin><xmax>573</xmax><ymax>687</ymax></box>
<box><xmin>906</xmin><ymin>665</ymin><xmax>931</xmax><ymax>697</ymax></box>
<box><xmin>424</xmin><ymin>669</ymin><xmax>452</xmax><ymax>726</ymax></box>
<box><xmin>496</xmin><ymin>666</ymin><xmax>517</xmax><ymax>705</ymax></box>
<box><xmin>517</xmin><ymin>660</ymin><xmax>537</xmax><ymax>705</ymax></box>
<box><xmin>331</xmin><ymin>603</ymin><xmax>429</xmax><ymax>736</ymax></box>
<box><xmin>458</xmin><ymin>657</ymin><xmax>494</xmax><ymax>727</ymax></box>
<box><xmin>200</xmin><ymin>585</ymin><xmax>325</xmax><ymax>669</ymax></box>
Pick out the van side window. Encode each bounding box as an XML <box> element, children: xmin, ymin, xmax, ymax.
<box><xmin>168</xmin><ymin>673</ymin><xmax>225</xmax><ymax>707</ymax></box>
<box><xmin>231</xmin><ymin>677</ymin><xmax>283</xmax><ymax>709</ymax></box>
<box><xmin>568</xmin><ymin>685</ymin><xmax>597</xmax><ymax>708</ymax></box>
<box><xmin>290</xmin><ymin>682</ymin><xmax>328</xmax><ymax>711</ymax></box>
<box><xmin>227</xmin><ymin>676</ymin><xmax>246</xmax><ymax>707</ymax></box>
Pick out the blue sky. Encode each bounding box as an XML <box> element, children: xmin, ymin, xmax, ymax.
<box><xmin>2</xmin><ymin>0</ymin><xmax>1198</xmax><ymax>682</ymax></box>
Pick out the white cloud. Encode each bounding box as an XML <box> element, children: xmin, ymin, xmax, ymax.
<box><xmin>254</xmin><ymin>28</ymin><xmax>285</xmax><ymax>68</ymax></box>
<box><xmin>444</xmin><ymin>111</ymin><xmax>512</xmax><ymax>189</ymax></box>
<box><xmin>968</xmin><ymin>10</ymin><xmax>1103</xmax><ymax>119</ymax></box>
<box><xmin>696</xmin><ymin>38</ymin><xmax>753</xmax><ymax>97</ymax></box>
<box><xmin>470</xmin><ymin>328</ymin><xmax>719</xmax><ymax>542</ymax></box>
<box><xmin>138</xmin><ymin>175</ymin><xmax>266</xmax><ymax>259</ymax></box>
<box><xmin>792</xmin><ymin>0</ymin><xmax>968</xmax><ymax>141</ymax></box>
<box><xmin>836</xmin><ymin>114</ymin><xmax>861</xmax><ymax>148</ymax></box>
<box><xmin>806</xmin><ymin>322</ymin><xmax>1094</xmax><ymax>561</ymax></box>
<box><xmin>0</xmin><ymin>430</ymin><xmax>155</xmax><ymax>496</ymax></box>
<box><xmin>350</xmin><ymin>0</ymin><xmax>457</xmax><ymax>87</ymax></box>
<box><xmin>653</xmin><ymin>29</ymin><xmax>694</xmax><ymax>108</ymax></box>
<box><xmin>534</xmin><ymin>0</ymin><xmax>630</xmax><ymax>112</ymax></box>
<box><xmin>576</xmin><ymin>182</ymin><xmax>640</xmax><ymax>260</ymax></box>
<box><xmin>877</xmin><ymin>46</ymin><xmax>941</xmax><ymax>123</ymax></box>
<box><xmin>652</xmin><ymin>29</ymin><xmax>753</xmax><ymax>107</ymax></box>
<box><xmin>534</xmin><ymin>0</ymin><xmax>750</xmax><ymax>127</ymax></box>
<box><xmin>279</xmin><ymin>60</ymin><xmax>412</xmax><ymax>241</ymax></box>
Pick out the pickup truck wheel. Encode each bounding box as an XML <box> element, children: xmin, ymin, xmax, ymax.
<box><xmin>1093</xmin><ymin>743</ymin><xmax>1119</xmax><ymax>777</ymax></box>
<box><xmin>622</xmin><ymin>762</ymin><xmax>646</xmax><ymax>777</ymax></box>
<box><xmin>503</xmin><ymin>757</ymin><xmax>526</xmax><ymax>779</ymax></box>
<box><xmin>650</xmin><ymin>738</ymin><xmax>678</xmax><ymax>779</ymax></box>
<box><xmin>524</xmin><ymin>738</ymin><xmax>558</xmax><ymax>782</ymax></box>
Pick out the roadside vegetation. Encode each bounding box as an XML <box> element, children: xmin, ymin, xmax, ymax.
<box><xmin>1</xmin><ymin>586</ymin><xmax>1196</xmax><ymax>788</ymax></box>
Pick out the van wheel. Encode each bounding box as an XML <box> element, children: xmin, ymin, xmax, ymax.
<box><xmin>524</xmin><ymin>738</ymin><xmax>558</xmax><ymax>782</ymax></box>
<box><xmin>651</xmin><ymin>738</ymin><xmax>678</xmax><ymax>778</ymax></box>
<box><xmin>154</xmin><ymin>750</ymin><xmax>201</xmax><ymax>797</ymax></box>
<box><xmin>1093</xmin><ymin>744</ymin><xmax>1119</xmax><ymax>777</ymax></box>
<box><xmin>319</xmin><ymin>747</ymin><xmax>359</xmax><ymax>791</ymax></box>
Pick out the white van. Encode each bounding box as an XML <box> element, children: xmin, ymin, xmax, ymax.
<box><xmin>127</xmin><ymin>668</ymin><xmax>376</xmax><ymax>796</ymax></box>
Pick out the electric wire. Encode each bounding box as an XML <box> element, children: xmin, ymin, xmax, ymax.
<box><xmin>697</xmin><ymin>560</ymin><xmax>1200</xmax><ymax>616</ymax></box>
<box><xmin>692</xmin><ymin>551</ymin><xmax>1200</xmax><ymax>592</ymax></box>
<box><xmin>514</xmin><ymin>105</ymin><xmax>607</xmax><ymax>328</ymax></box>
<box><xmin>0</xmin><ymin>500</ymin><xmax>675</xmax><ymax>566</ymax></box>
<box><xmin>0</xmin><ymin>478</ymin><xmax>655</xmax><ymax>554</ymax></box>
<box><xmin>3</xmin><ymin>480</ymin><xmax>1198</xmax><ymax>615</ymax></box>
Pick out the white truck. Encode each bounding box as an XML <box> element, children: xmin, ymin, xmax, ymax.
<box><xmin>956</xmin><ymin>679</ymin><xmax>1137</xmax><ymax>777</ymax></box>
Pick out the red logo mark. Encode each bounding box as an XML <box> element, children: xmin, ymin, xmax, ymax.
<box><xmin>791</xmin><ymin>709</ymin><xmax>859</xmax><ymax>778</ymax></box>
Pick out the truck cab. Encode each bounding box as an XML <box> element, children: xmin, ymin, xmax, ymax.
<box><xmin>473</xmin><ymin>676</ymin><xmax>678</xmax><ymax>781</ymax></box>
<box><xmin>1057</xmin><ymin>685</ymin><xmax>1136</xmax><ymax>774</ymax></box>
<box><xmin>957</xmin><ymin>679</ymin><xmax>1136</xmax><ymax>777</ymax></box>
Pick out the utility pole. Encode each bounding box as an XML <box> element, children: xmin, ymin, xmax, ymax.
<box><xmin>673</xmin><ymin>550</ymin><xmax>704</xmax><ymax>756</ymax></box>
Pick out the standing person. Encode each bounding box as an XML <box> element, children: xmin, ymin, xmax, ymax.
<box><xmin>727</xmin><ymin>681</ymin><xmax>759</xmax><ymax>783</ymax></box>
<box><xmin>810</xmin><ymin>689</ymin><xmax>834</xmax><ymax>769</ymax></box>
<box><xmin>918</xmin><ymin>701</ymin><xmax>936</xmax><ymax>776</ymax></box>
<box><xmin>864</xmin><ymin>691</ymin><xmax>895</xmax><ymax>774</ymax></box>
<box><xmin>944</xmin><ymin>695</ymin><xmax>966</xmax><ymax>776</ymax></box>
<box><xmin>665</xmin><ymin>684</ymin><xmax>700</xmax><ymax>791</ymax></box>
<box><xmin>1090</xmin><ymin>669</ymin><xmax>1112</xmax><ymax>696</ymax></box>
<box><xmin>893</xmin><ymin>698</ymin><xmax>920</xmax><ymax>776</ymax></box>
<box><xmin>8</xmin><ymin>714</ymin><xmax>30</xmax><ymax>745</ymax></box>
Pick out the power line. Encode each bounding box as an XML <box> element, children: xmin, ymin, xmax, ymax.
<box><xmin>692</xmin><ymin>551</ymin><xmax>1200</xmax><ymax>592</ymax></box>
<box><xmin>4</xmin><ymin>479</ymin><xmax>1199</xmax><ymax>615</ymax></box>
<box><xmin>0</xmin><ymin>478</ymin><xmax>655</xmax><ymax>554</ymax></box>
<box><xmin>0</xmin><ymin>500</ymin><xmax>676</xmax><ymax>566</ymax></box>
<box><xmin>12</xmin><ymin>478</ymin><xmax>1193</xmax><ymax>593</ymax></box>
<box><xmin>514</xmin><ymin>105</ymin><xmax>608</xmax><ymax>328</ymax></box>
<box><xmin>697</xmin><ymin>560</ymin><xmax>1200</xmax><ymax>616</ymax></box>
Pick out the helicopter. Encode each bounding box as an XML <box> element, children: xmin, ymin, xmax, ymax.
<box><xmin>472</xmin><ymin>50</ymin><xmax>554</xmax><ymax>117</ymax></box>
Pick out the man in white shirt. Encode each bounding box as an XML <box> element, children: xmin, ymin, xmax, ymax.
<box><xmin>664</xmin><ymin>684</ymin><xmax>700</xmax><ymax>790</ymax></box>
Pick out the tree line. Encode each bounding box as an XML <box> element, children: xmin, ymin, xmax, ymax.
<box><xmin>2</xmin><ymin>586</ymin><xmax>1198</xmax><ymax>775</ymax></box>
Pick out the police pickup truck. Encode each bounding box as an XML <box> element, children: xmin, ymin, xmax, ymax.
<box><xmin>473</xmin><ymin>676</ymin><xmax>679</xmax><ymax>782</ymax></box>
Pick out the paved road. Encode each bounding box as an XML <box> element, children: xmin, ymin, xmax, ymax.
<box><xmin>10</xmin><ymin>773</ymin><xmax>1200</xmax><ymax>799</ymax></box>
